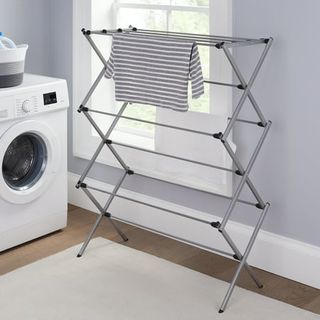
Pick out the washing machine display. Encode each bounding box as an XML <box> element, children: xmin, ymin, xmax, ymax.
<box><xmin>2</xmin><ymin>133</ymin><xmax>47</xmax><ymax>191</ymax></box>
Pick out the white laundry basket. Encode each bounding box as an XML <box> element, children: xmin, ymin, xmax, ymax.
<box><xmin>0</xmin><ymin>44</ymin><xmax>28</xmax><ymax>88</ymax></box>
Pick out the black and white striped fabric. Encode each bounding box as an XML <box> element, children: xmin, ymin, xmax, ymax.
<box><xmin>105</xmin><ymin>33</ymin><xmax>204</xmax><ymax>111</ymax></box>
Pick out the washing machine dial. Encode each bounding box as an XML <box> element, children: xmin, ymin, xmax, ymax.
<box><xmin>22</xmin><ymin>100</ymin><xmax>32</xmax><ymax>113</ymax></box>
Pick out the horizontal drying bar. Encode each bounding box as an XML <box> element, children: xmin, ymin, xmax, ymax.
<box><xmin>133</xmin><ymin>171</ymin><xmax>257</xmax><ymax>207</ymax></box>
<box><xmin>87</xmin><ymin>108</ymin><xmax>213</xmax><ymax>137</ymax></box>
<box><xmin>83</xmin><ymin>28</ymin><xmax>268</xmax><ymax>48</ymax></box>
<box><xmin>203</xmin><ymin>80</ymin><xmax>243</xmax><ymax>88</ymax></box>
<box><xmin>108</xmin><ymin>139</ymin><xmax>235</xmax><ymax>173</ymax></box>
<box><xmin>80</xmin><ymin>178</ymin><xmax>257</xmax><ymax>209</ymax></box>
<box><xmin>85</xmin><ymin>184</ymin><xmax>212</xmax><ymax>224</ymax></box>
<box><xmin>111</xmin><ymin>215</ymin><xmax>235</xmax><ymax>259</ymax></box>
<box><xmin>81</xmin><ymin>183</ymin><xmax>257</xmax><ymax>227</ymax></box>
<box><xmin>86</xmin><ymin>108</ymin><xmax>263</xmax><ymax>138</ymax></box>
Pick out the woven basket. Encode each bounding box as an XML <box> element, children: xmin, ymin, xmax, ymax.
<box><xmin>0</xmin><ymin>44</ymin><xmax>28</xmax><ymax>88</ymax></box>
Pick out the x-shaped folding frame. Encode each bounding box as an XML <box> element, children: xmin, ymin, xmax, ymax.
<box><xmin>75</xmin><ymin>27</ymin><xmax>273</xmax><ymax>313</ymax></box>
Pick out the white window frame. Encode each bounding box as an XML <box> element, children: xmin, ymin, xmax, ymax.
<box><xmin>73</xmin><ymin>0</ymin><xmax>234</xmax><ymax>196</ymax></box>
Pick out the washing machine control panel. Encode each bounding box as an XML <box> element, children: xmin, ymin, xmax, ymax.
<box><xmin>0</xmin><ymin>75</ymin><xmax>69</xmax><ymax>122</ymax></box>
<box><xmin>16</xmin><ymin>95</ymin><xmax>39</xmax><ymax>116</ymax></box>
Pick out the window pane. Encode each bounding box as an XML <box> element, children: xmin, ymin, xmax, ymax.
<box><xmin>117</xmin><ymin>104</ymin><xmax>156</xmax><ymax>135</ymax></box>
<box><xmin>117</xmin><ymin>8</ymin><xmax>166</xmax><ymax>33</ymax></box>
<box><xmin>170</xmin><ymin>0</ymin><xmax>209</xmax><ymax>6</ymax></box>
<box><xmin>117</xmin><ymin>0</ymin><xmax>170</xmax><ymax>4</ymax></box>
<box><xmin>117</xmin><ymin>0</ymin><xmax>209</xmax><ymax>5</ymax></box>
<box><xmin>170</xmin><ymin>11</ymin><xmax>208</xmax><ymax>34</ymax></box>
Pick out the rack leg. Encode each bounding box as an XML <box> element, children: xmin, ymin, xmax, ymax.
<box><xmin>220</xmin><ymin>122</ymin><xmax>271</xmax><ymax>230</ymax></box>
<box><xmin>83</xmin><ymin>187</ymin><xmax>128</xmax><ymax>243</ymax></box>
<box><xmin>109</xmin><ymin>219</ymin><xmax>129</xmax><ymax>242</ymax></box>
<box><xmin>222</xmin><ymin>40</ymin><xmax>273</xmax><ymax>127</ymax></box>
<box><xmin>80</xmin><ymin>67</ymin><xmax>106</xmax><ymax>107</ymax></box>
<box><xmin>218</xmin><ymin>203</ymin><xmax>270</xmax><ymax>313</ymax></box>
<box><xmin>77</xmin><ymin>172</ymin><xmax>128</xmax><ymax>257</ymax></box>
<box><xmin>220</xmin><ymin>230</ymin><xmax>263</xmax><ymax>288</ymax></box>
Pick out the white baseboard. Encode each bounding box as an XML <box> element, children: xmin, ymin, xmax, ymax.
<box><xmin>68</xmin><ymin>172</ymin><xmax>320</xmax><ymax>289</ymax></box>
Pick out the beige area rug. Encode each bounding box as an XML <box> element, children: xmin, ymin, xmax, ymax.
<box><xmin>0</xmin><ymin>238</ymin><xmax>318</xmax><ymax>320</ymax></box>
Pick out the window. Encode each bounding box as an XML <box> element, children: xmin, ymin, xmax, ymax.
<box><xmin>73</xmin><ymin>0</ymin><xmax>234</xmax><ymax>196</ymax></box>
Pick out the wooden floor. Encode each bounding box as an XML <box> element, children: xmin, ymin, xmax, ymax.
<box><xmin>0</xmin><ymin>204</ymin><xmax>319</xmax><ymax>314</ymax></box>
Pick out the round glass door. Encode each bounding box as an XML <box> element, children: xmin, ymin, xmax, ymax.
<box><xmin>2</xmin><ymin>133</ymin><xmax>47</xmax><ymax>191</ymax></box>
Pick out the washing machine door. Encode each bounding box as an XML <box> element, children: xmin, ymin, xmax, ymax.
<box><xmin>0</xmin><ymin>120</ymin><xmax>61</xmax><ymax>204</ymax></box>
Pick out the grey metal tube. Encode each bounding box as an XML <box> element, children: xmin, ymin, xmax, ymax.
<box><xmin>84</xmin><ymin>33</ymin><xmax>109</xmax><ymax>67</ymax></box>
<box><xmin>90</xmin><ymin>28</ymin><xmax>133</xmax><ymax>35</ymax></box>
<box><xmin>227</xmin><ymin>117</ymin><xmax>260</xmax><ymax>126</ymax></box>
<box><xmin>223</xmin><ymin>140</ymin><xmax>265</xmax><ymax>207</ymax></box>
<box><xmin>88</xmin><ymin>108</ymin><xmax>213</xmax><ymax>137</ymax></box>
<box><xmin>136</xmin><ymin>28</ymin><xmax>261</xmax><ymax>42</ymax></box>
<box><xmin>83</xmin><ymin>111</ymin><xmax>105</xmax><ymax>140</ymax></box>
<box><xmin>88</xmin><ymin>29</ymin><xmax>264</xmax><ymax>47</ymax></box>
<box><xmin>223</xmin><ymin>39</ymin><xmax>265</xmax><ymax>48</ymax></box>
<box><xmin>220</xmin><ymin>229</ymin><xmax>263</xmax><ymax>288</ymax></box>
<box><xmin>219</xmin><ymin>203</ymin><xmax>270</xmax><ymax>312</ymax></box>
<box><xmin>77</xmin><ymin>188</ymin><xmax>107</xmax><ymax>257</ymax></box>
<box><xmin>204</xmin><ymin>80</ymin><xmax>239</xmax><ymax>88</ymax></box>
<box><xmin>111</xmin><ymin>215</ymin><xmax>235</xmax><ymax>258</ymax></box>
<box><xmin>86</xmin><ymin>185</ymin><xmax>212</xmax><ymax>225</ymax></box>
<box><xmin>80</xmin><ymin>67</ymin><xmax>106</xmax><ymax>107</ymax></box>
<box><xmin>220</xmin><ymin>122</ymin><xmax>271</xmax><ymax>230</ymax></box>
<box><xmin>103</xmin><ymin>172</ymin><xmax>128</xmax><ymax>212</ymax></box>
<box><xmin>105</xmin><ymin>103</ymin><xmax>129</xmax><ymax>137</ymax></box>
<box><xmin>77</xmin><ymin>172</ymin><xmax>128</xmax><ymax>257</ymax></box>
<box><xmin>90</xmin><ymin>28</ymin><xmax>260</xmax><ymax>42</ymax></box>
<box><xmin>89</xmin><ymin>108</ymin><xmax>259</xmax><ymax>132</ymax></box>
<box><xmin>83</xmin><ymin>188</ymin><xmax>128</xmax><ymax>242</ymax></box>
<box><xmin>222</xmin><ymin>40</ymin><xmax>273</xmax><ymax>130</ymax></box>
<box><xmin>106</xmin><ymin>144</ymin><xmax>128</xmax><ymax>170</ymax></box>
<box><xmin>112</xmin><ymin>140</ymin><xmax>234</xmax><ymax>173</ymax></box>
<box><xmin>222</xmin><ymin>43</ymin><xmax>271</xmax><ymax>140</ymax></box>
<box><xmin>77</xmin><ymin>103</ymin><xmax>128</xmax><ymax>185</ymax></box>
<box><xmin>134</xmin><ymin>172</ymin><xmax>257</xmax><ymax>207</ymax></box>
<box><xmin>78</xmin><ymin>141</ymin><xmax>105</xmax><ymax>185</ymax></box>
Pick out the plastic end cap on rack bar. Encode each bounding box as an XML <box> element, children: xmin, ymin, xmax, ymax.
<box><xmin>257</xmin><ymin>121</ymin><xmax>267</xmax><ymax>128</ymax></box>
<box><xmin>237</xmin><ymin>84</ymin><xmax>246</xmax><ymax>90</ymax></box>
<box><xmin>104</xmin><ymin>212</ymin><xmax>112</xmax><ymax>218</ymax></box>
<box><xmin>211</xmin><ymin>221</ymin><xmax>221</xmax><ymax>229</ymax></box>
<box><xmin>235</xmin><ymin>170</ymin><xmax>244</xmax><ymax>176</ymax></box>
<box><xmin>81</xmin><ymin>28</ymin><xmax>86</xmax><ymax>35</ymax></box>
<box><xmin>78</xmin><ymin>105</ymin><xmax>88</xmax><ymax>113</ymax></box>
<box><xmin>117</xmin><ymin>28</ymin><xmax>123</xmax><ymax>33</ymax></box>
<box><xmin>76</xmin><ymin>181</ymin><xmax>87</xmax><ymax>189</ymax></box>
<box><xmin>255</xmin><ymin>203</ymin><xmax>265</xmax><ymax>210</ymax></box>
<box><xmin>105</xmin><ymin>139</ymin><xmax>113</xmax><ymax>145</ymax></box>
<box><xmin>215</xmin><ymin>42</ymin><xmax>225</xmax><ymax>49</ymax></box>
<box><xmin>126</xmin><ymin>169</ymin><xmax>135</xmax><ymax>175</ymax></box>
<box><xmin>213</xmin><ymin>132</ymin><xmax>225</xmax><ymax>143</ymax></box>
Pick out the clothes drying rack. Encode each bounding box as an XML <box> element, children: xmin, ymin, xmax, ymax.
<box><xmin>75</xmin><ymin>26</ymin><xmax>273</xmax><ymax>313</ymax></box>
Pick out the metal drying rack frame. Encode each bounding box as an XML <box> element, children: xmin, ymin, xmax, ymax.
<box><xmin>75</xmin><ymin>26</ymin><xmax>273</xmax><ymax>313</ymax></box>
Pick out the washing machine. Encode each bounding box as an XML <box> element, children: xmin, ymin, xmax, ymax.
<box><xmin>0</xmin><ymin>74</ymin><xmax>69</xmax><ymax>251</ymax></box>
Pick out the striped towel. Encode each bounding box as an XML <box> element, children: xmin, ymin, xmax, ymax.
<box><xmin>105</xmin><ymin>33</ymin><xmax>204</xmax><ymax>111</ymax></box>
